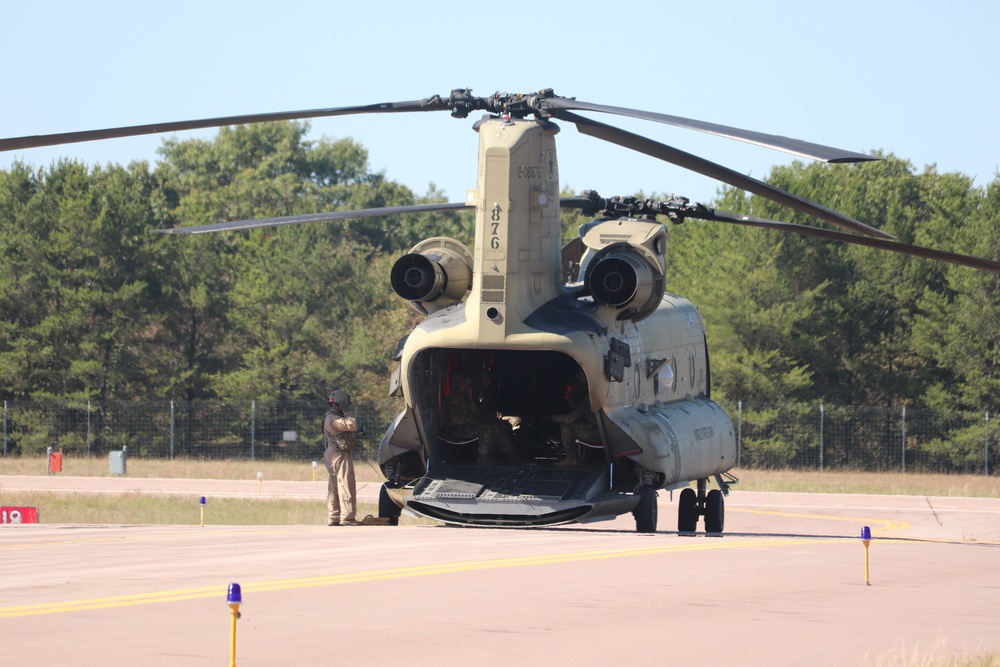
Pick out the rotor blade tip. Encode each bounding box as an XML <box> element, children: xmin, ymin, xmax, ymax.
<box><xmin>828</xmin><ymin>156</ymin><xmax>882</xmax><ymax>164</ymax></box>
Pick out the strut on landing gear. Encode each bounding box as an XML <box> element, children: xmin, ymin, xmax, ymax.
<box><xmin>677</xmin><ymin>472</ymin><xmax>737</xmax><ymax>535</ymax></box>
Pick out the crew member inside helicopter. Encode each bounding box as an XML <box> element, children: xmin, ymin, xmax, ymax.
<box><xmin>548</xmin><ymin>373</ymin><xmax>600</xmax><ymax>466</ymax></box>
<box><xmin>441</xmin><ymin>372</ymin><xmax>516</xmax><ymax>464</ymax></box>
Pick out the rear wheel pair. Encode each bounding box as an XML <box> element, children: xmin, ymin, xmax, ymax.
<box><xmin>677</xmin><ymin>487</ymin><xmax>724</xmax><ymax>534</ymax></box>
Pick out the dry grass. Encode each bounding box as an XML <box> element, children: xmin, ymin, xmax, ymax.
<box><xmin>0</xmin><ymin>456</ymin><xmax>385</xmax><ymax>524</ymax></box>
<box><xmin>0</xmin><ymin>490</ymin><xmax>381</xmax><ymax>526</ymax></box>
<box><xmin>938</xmin><ymin>651</ymin><xmax>1000</xmax><ymax>667</ymax></box>
<box><xmin>736</xmin><ymin>469</ymin><xmax>1000</xmax><ymax>498</ymax></box>
<box><xmin>0</xmin><ymin>456</ymin><xmax>392</xmax><ymax>525</ymax></box>
<box><xmin>866</xmin><ymin>639</ymin><xmax>1000</xmax><ymax>667</ymax></box>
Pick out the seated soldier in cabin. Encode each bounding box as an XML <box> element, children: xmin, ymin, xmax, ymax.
<box><xmin>549</xmin><ymin>376</ymin><xmax>600</xmax><ymax>466</ymax></box>
<box><xmin>442</xmin><ymin>374</ymin><xmax>515</xmax><ymax>464</ymax></box>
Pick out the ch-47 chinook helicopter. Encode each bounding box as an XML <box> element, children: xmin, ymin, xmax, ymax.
<box><xmin>5</xmin><ymin>89</ymin><xmax>1000</xmax><ymax>533</ymax></box>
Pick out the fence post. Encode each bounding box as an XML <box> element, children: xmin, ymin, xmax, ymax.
<box><xmin>3</xmin><ymin>401</ymin><xmax>7</xmax><ymax>457</ymax></box>
<box><xmin>736</xmin><ymin>400</ymin><xmax>742</xmax><ymax>468</ymax></box>
<box><xmin>901</xmin><ymin>406</ymin><xmax>906</xmax><ymax>474</ymax></box>
<box><xmin>251</xmin><ymin>400</ymin><xmax>256</xmax><ymax>461</ymax></box>
<box><xmin>819</xmin><ymin>403</ymin><xmax>824</xmax><ymax>471</ymax></box>
<box><xmin>86</xmin><ymin>400</ymin><xmax>92</xmax><ymax>458</ymax></box>
<box><xmin>986</xmin><ymin>411</ymin><xmax>991</xmax><ymax>476</ymax></box>
<box><xmin>170</xmin><ymin>400</ymin><xmax>175</xmax><ymax>460</ymax></box>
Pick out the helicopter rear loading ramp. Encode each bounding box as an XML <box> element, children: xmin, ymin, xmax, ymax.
<box><xmin>403</xmin><ymin>464</ymin><xmax>635</xmax><ymax>527</ymax></box>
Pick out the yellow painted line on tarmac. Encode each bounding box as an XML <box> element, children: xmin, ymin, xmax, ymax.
<box><xmin>0</xmin><ymin>584</ymin><xmax>235</xmax><ymax>618</ymax></box>
<box><xmin>728</xmin><ymin>507</ymin><xmax>910</xmax><ymax>535</ymax></box>
<box><xmin>0</xmin><ymin>535</ymin><xmax>825</xmax><ymax>619</ymax></box>
<box><xmin>246</xmin><ymin>537</ymin><xmax>820</xmax><ymax>593</ymax></box>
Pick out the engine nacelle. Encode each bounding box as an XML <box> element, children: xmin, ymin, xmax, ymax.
<box><xmin>391</xmin><ymin>237</ymin><xmax>473</xmax><ymax>316</ymax></box>
<box><xmin>584</xmin><ymin>242</ymin><xmax>665</xmax><ymax>322</ymax></box>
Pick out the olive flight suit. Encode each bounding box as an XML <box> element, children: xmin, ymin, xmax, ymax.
<box><xmin>323</xmin><ymin>406</ymin><xmax>359</xmax><ymax>525</ymax></box>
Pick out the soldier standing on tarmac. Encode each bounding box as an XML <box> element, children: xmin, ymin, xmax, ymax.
<box><xmin>323</xmin><ymin>389</ymin><xmax>365</xmax><ymax>526</ymax></box>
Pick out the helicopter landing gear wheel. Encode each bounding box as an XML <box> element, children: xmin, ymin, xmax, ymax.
<box><xmin>677</xmin><ymin>487</ymin><xmax>697</xmax><ymax>534</ymax></box>
<box><xmin>633</xmin><ymin>486</ymin><xmax>658</xmax><ymax>533</ymax></box>
<box><xmin>704</xmin><ymin>488</ymin><xmax>725</xmax><ymax>534</ymax></box>
<box><xmin>378</xmin><ymin>484</ymin><xmax>401</xmax><ymax>526</ymax></box>
<box><xmin>677</xmin><ymin>481</ymin><xmax>726</xmax><ymax>535</ymax></box>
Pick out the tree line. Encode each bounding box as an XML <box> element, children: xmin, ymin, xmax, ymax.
<box><xmin>1</xmin><ymin>122</ymin><xmax>997</xmax><ymax>449</ymax></box>
<box><xmin>0</xmin><ymin>122</ymin><xmax>468</xmax><ymax>426</ymax></box>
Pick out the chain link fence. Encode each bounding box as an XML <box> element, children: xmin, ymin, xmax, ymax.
<box><xmin>1</xmin><ymin>399</ymin><xmax>995</xmax><ymax>474</ymax></box>
<box><xmin>727</xmin><ymin>402</ymin><xmax>995</xmax><ymax>474</ymax></box>
<box><xmin>1</xmin><ymin>400</ymin><xmax>382</xmax><ymax>462</ymax></box>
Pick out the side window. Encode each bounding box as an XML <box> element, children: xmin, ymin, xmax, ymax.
<box><xmin>656</xmin><ymin>360</ymin><xmax>675</xmax><ymax>397</ymax></box>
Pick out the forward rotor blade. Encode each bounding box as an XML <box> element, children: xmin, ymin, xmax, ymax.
<box><xmin>541</xmin><ymin>98</ymin><xmax>877</xmax><ymax>164</ymax></box>
<box><xmin>153</xmin><ymin>202</ymin><xmax>471</xmax><ymax>236</ymax></box>
<box><xmin>704</xmin><ymin>209</ymin><xmax>1000</xmax><ymax>274</ymax></box>
<box><xmin>0</xmin><ymin>97</ymin><xmax>451</xmax><ymax>152</ymax></box>
<box><xmin>556</xmin><ymin>110</ymin><xmax>894</xmax><ymax>240</ymax></box>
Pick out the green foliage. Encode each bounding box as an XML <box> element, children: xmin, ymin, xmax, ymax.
<box><xmin>0</xmin><ymin>121</ymin><xmax>473</xmax><ymax>435</ymax></box>
<box><xmin>910</xmin><ymin>176</ymin><xmax>1000</xmax><ymax>412</ymax></box>
<box><xmin>150</xmin><ymin>122</ymin><xmax>473</xmax><ymax>429</ymax></box>
<box><xmin>559</xmin><ymin>186</ymin><xmax>592</xmax><ymax>244</ymax></box>
<box><xmin>0</xmin><ymin>160</ymin><xmax>175</xmax><ymax>405</ymax></box>
<box><xmin>918</xmin><ymin>427</ymin><xmax>988</xmax><ymax>473</ymax></box>
<box><xmin>667</xmin><ymin>156</ymin><xmax>1000</xmax><ymax>414</ymax></box>
<box><xmin>667</xmin><ymin>196</ymin><xmax>823</xmax><ymax>404</ymax></box>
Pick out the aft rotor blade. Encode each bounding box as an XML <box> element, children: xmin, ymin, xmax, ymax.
<box><xmin>557</xmin><ymin>110</ymin><xmax>894</xmax><ymax>240</ymax></box>
<box><xmin>153</xmin><ymin>202</ymin><xmax>471</xmax><ymax>235</ymax></box>
<box><xmin>706</xmin><ymin>209</ymin><xmax>1000</xmax><ymax>274</ymax></box>
<box><xmin>540</xmin><ymin>98</ymin><xmax>877</xmax><ymax>164</ymax></box>
<box><xmin>0</xmin><ymin>97</ymin><xmax>452</xmax><ymax>152</ymax></box>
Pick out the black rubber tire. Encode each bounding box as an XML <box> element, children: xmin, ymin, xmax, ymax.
<box><xmin>633</xmin><ymin>486</ymin><xmax>658</xmax><ymax>533</ymax></box>
<box><xmin>704</xmin><ymin>489</ymin><xmax>724</xmax><ymax>534</ymax></box>
<box><xmin>378</xmin><ymin>483</ymin><xmax>402</xmax><ymax>526</ymax></box>
<box><xmin>677</xmin><ymin>487</ymin><xmax>698</xmax><ymax>534</ymax></box>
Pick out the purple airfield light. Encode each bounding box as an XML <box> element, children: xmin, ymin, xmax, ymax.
<box><xmin>860</xmin><ymin>526</ymin><xmax>872</xmax><ymax>585</ymax></box>
<box><xmin>227</xmin><ymin>583</ymin><xmax>242</xmax><ymax>665</ymax></box>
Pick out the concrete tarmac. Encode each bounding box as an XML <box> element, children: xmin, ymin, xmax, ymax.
<box><xmin>2</xmin><ymin>478</ymin><xmax>999</xmax><ymax>666</ymax></box>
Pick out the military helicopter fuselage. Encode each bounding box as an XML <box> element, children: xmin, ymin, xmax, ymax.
<box><xmin>9</xmin><ymin>87</ymin><xmax>997</xmax><ymax>534</ymax></box>
<box><xmin>378</xmin><ymin>116</ymin><xmax>735</xmax><ymax>532</ymax></box>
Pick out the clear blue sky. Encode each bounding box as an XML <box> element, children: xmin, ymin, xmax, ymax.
<box><xmin>3</xmin><ymin>0</ymin><xmax>998</xmax><ymax>208</ymax></box>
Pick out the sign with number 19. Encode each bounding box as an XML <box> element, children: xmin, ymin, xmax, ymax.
<box><xmin>1</xmin><ymin>507</ymin><xmax>39</xmax><ymax>524</ymax></box>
